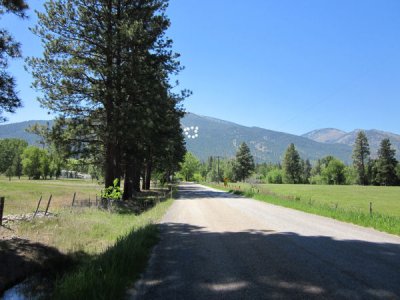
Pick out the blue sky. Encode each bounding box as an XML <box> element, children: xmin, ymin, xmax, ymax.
<box><xmin>2</xmin><ymin>0</ymin><xmax>400</xmax><ymax>135</ymax></box>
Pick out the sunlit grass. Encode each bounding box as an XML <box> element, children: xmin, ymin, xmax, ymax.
<box><xmin>0</xmin><ymin>176</ymin><xmax>102</xmax><ymax>215</ymax></box>
<box><xmin>53</xmin><ymin>200</ymin><xmax>173</xmax><ymax>300</ymax></box>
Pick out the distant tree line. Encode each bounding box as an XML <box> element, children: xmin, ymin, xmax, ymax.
<box><xmin>179</xmin><ymin>132</ymin><xmax>400</xmax><ymax>186</ymax></box>
<box><xmin>178</xmin><ymin>142</ymin><xmax>255</xmax><ymax>182</ymax></box>
<box><xmin>0</xmin><ymin>138</ymin><xmax>103</xmax><ymax>180</ymax></box>
<box><xmin>259</xmin><ymin>132</ymin><xmax>400</xmax><ymax>186</ymax></box>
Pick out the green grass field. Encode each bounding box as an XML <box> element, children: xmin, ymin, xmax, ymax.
<box><xmin>0</xmin><ymin>176</ymin><xmax>102</xmax><ymax>215</ymax></box>
<box><xmin>208</xmin><ymin>182</ymin><xmax>400</xmax><ymax>235</ymax></box>
<box><xmin>223</xmin><ymin>182</ymin><xmax>400</xmax><ymax>217</ymax></box>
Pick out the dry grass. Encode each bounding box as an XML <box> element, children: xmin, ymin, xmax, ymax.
<box><xmin>0</xmin><ymin>176</ymin><xmax>102</xmax><ymax>215</ymax></box>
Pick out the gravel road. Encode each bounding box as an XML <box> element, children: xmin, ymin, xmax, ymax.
<box><xmin>131</xmin><ymin>183</ymin><xmax>400</xmax><ymax>299</ymax></box>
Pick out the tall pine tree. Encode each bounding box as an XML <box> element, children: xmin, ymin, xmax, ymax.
<box><xmin>28</xmin><ymin>0</ymin><xmax>186</xmax><ymax>191</ymax></box>
<box><xmin>376</xmin><ymin>138</ymin><xmax>398</xmax><ymax>186</ymax></box>
<box><xmin>283</xmin><ymin>143</ymin><xmax>302</xmax><ymax>184</ymax></box>
<box><xmin>352</xmin><ymin>131</ymin><xmax>370</xmax><ymax>185</ymax></box>
<box><xmin>233</xmin><ymin>142</ymin><xmax>255</xmax><ymax>182</ymax></box>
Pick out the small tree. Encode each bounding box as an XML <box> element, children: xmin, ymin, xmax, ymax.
<box><xmin>352</xmin><ymin>131</ymin><xmax>370</xmax><ymax>185</ymax></box>
<box><xmin>40</xmin><ymin>151</ymin><xmax>50</xmax><ymax>179</ymax></box>
<box><xmin>233</xmin><ymin>142</ymin><xmax>255</xmax><ymax>182</ymax></box>
<box><xmin>267</xmin><ymin>168</ymin><xmax>283</xmax><ymax>184</ymax></box>
<box><xmin>321</xmin><ymin>158</ymin><xmax>346</xmax><ymax>185</ymax></box>
<box><xmin>22</xmin><ymin>146</ymin><xmax>44</xmax><ymax>179</ymax></box>
<box><xmin>0</xmin><ymin>138</ymin><xmax>27</xmax><ymax>178</ymax></box>
<box><xmin>11</xmin><ymin>153</ymin><xmax>23</xmax><ymax>179</ymax></box>
<box><xmin>179</xmin><ymin>152</ymin><xmax>200</xmax><ymax>181</ymax></box>
<box><xmin>376</xmin><ymin>139</ymin><xmax>398</xmax><ymax>186</ymax></box>
<box><xmin>283</xmin><ymin>143</ymin><xmax>302</xmax><ymax>184</ymax></box>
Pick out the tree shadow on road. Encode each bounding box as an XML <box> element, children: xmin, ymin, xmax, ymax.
<box><xmin>137</xmin><ymin>222</ymin><xmax>400</xmax><ymax>300</ymax></box>
<box><xmin>177</xmin><ymin>184</ymin><xmax>241</xmax><ymax>200</ymax></box>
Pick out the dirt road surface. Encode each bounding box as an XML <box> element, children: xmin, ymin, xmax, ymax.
<box><xmin>131</xmin><ymin>183</ymin><xmax>400</xmax><ymax>299</ymax></box>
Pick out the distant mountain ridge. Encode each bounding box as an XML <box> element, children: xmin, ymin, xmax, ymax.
<box><xmin>302</xmin><ymin>128</ymin><xmax>400</xmax><ymax>158</ymax></box>
<box><xmin>1</xmin><ymin>115</ymin><xmax>399</xmax><ymax>163</ymax></box>
<box><xmin>0</xmin><ymin>120</ymin><xmax>53</xmax><ymax>146</ymax></box>
<box><xmin>181</xmin><ymin>113</ymin><xmax>353</xmax><ymax>163</ymax></box>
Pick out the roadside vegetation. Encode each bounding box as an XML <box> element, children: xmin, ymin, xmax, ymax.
<box><xmin>52</xmin><ymin>200</ymin><xmax>172</xmax><ymax>299</ymax></box>
<box><xmin>1</xmin><ymin>177</ymin><xmax>173</xmax><ymax>299</ymax></box>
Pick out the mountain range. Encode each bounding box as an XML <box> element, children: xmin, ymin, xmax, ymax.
<box><xmin>1</xmin><ymin>114</ymin><xmax>399</xmax><ymax>164</ymax></box>
<box><xmin>302</xmin><ymin>128</ymin><xmax>400</xmax><ymax>159</ymax></box>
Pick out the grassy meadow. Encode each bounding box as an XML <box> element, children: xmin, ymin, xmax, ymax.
<box><xmin>0</xmin><ymin>176</ymin><xmax>102</xmax><ymax>215</ymax></box>
<box><xmin>208</xmin><ymin>182</ymin><xmax>400</xmax><ymax>235</ymax></box>
<box><xmin>228</xmin><ymin>183</ymin><xmax>400</xmax><ymax>217</ymax></box>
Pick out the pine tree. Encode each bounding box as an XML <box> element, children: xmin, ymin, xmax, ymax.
<box><xmin>302</xmin><ymin>159</ymin><xmax>312</xmax><ymax>184</ymax></box>
<box><xmin>352</xmin><ymin>131</ymin><xmax>370</xmax><ymax>185</ymax></box>
<box><xmin>233</xmin><ymin>142</ymin><xmax>255</xmax><ymax>182</ymax></box>
<box><xmin>283</xmin><ymin>143</ymin><xmax>302</xmax><ymax>184</ymax></box>
<box><xmin>376</xmin><ymin>139</ymin><xmax>398</xmax><ymax>186</ymax></box>
<box><xmin>28</xmin><ymin>0</ymin><xmax>186</xmax><ymax>191</ymax></box>
<box><xmin>0</xmin><ymin>0</ymin><xmax>28</xmax><ymax>122</ymax></box>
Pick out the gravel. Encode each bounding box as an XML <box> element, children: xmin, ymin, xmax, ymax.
<box><xmin>130</xmin><ymin>183</ymin><xmax>400</xmax><ymax>300</ymax></box>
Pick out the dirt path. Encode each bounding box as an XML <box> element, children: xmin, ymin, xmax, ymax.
<box><xmin>131</xmin><ymin>183</ymin><xmax>400</xmax><ymax>299</ymax></box>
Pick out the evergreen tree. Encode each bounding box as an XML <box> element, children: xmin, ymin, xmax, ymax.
<box><xmin>282</xmin><ymin>143</ymin><xmax>302</xmax><ymax>184</ymax></box>
<box><xmin>233</xmin><ymin>142</ymin><xmax>255</xmax><ymax>182</ymax></box>
<box><xmin>302</xmin><ymin>159</ymin><xmax>312</xmax><ymax>184</ymax></box>
<box><xmin>367</xmin><ymin>159</ymin><xmax>379</xmax><ymax>186</ymax></box>
<box><xmin>0</xmin><ymin>0</ymin><xmax>28</xmax><ymax>122</ymax></box>
<box><xmin>28</xmin><ymin>0</ymin><xmax>186</xmax><ymax>192</ymax></box>
<box><xmin>376</xmin><ymin>139</ymin><xmax>398</xmax><ymax>186</ymax></box>
<box><xmin>352</xmin><ymin>131</ymin><xmax>370</xmax><ymax>185</ymax></box>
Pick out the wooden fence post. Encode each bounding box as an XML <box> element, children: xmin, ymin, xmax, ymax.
<box><xmin>0</xmin><ymin>197</ymin><xmax>4</xmax><ymax>226</ymax></box>
<box><xmin>71</xmin><ymin>192</ymin><xmax>76</xmax><ymax>207</ymax></box>
<box><xmin>45</xmin><ymin>194</ymin><xmax>52</xmax><ymax>216</ymax></box>
<box><xmin>33</xmin><ymin>195</ymin><xmax>43</xmax><ymax>218</ymax></box>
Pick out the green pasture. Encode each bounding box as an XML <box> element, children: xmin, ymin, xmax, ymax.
<box><xmin>224</xmin><ymin>182</ymin><xmax>400</xmax><ymax>217</ymax></box>
<box><xmin>0</xmin><ymin>176</ymin><xmax>102</xmax><ymax>215</ymax></box>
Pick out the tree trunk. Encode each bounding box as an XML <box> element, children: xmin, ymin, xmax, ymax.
<box><xmin>141</xmin><ymin>170</ymin><xmax>146</xmax><ymax>190</ymax></box>
<box><xmin>133</xmin><ymin>163</ymin><xmax>141</xmax><ymax>193</ymax></box>
<box><xmin>123</xmin><ymin>162</ymin><xmax>134</xmax><ymax>200</ymax></box>
<box><xmin>145</xmin><ymin>159</ymin><xmax>152</xmax><ymax>190</ymax></box>
<box><xmin>105</xmin><ymin>140</ymin><xmax>116</xmax><ymax>187</ymax></box>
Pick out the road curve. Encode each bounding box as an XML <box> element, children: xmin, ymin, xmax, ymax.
<box><xmin>131</xmin><ymin>183</ymin><xmax>400</xmax><ymax>299</ymax></box>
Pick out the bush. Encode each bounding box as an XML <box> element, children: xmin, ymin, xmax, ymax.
<box><xmin>266</xmin><ymin>169</ymin><xmax>283</xmax><ymax>184</ymax></box>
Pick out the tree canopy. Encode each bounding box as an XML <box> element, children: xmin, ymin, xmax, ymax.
<box><xmin>0</xmin><ymin>0</ymin><xmax>28</xmax><ymax>122</ymax></box>
<box><xmin>28</xmin><ymin>0</ymin><xmax>188</xmax><ymax>197</ymax></box>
